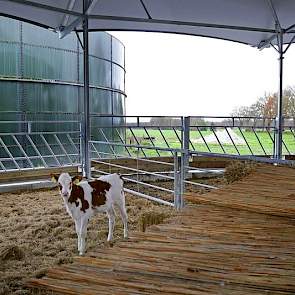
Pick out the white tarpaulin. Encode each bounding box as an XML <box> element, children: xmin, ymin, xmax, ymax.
<box><xmin>0</xmin><ymin>0</ymin><xmax>295</xmax><ymax>48</ymax></box>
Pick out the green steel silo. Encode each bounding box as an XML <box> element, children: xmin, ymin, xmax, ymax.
<box><xmin>0</xmin><ymin>16</ymin><xmax>126</xmax><ymax>170</ymax></box>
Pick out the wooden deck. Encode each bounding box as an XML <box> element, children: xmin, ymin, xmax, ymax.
<box><xmin>27</xmin><ymin>165</ymin><xmax>295</xmax><ymax>294</ymax></box>
<box><xmin>186</xmin><ymin>164</ymin><xmax>295</xmax><ymax>218</ymax></box>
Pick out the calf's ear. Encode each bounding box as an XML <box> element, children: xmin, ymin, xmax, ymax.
<box><xmin>72</xmin><ymin>175</ymin><xmax>83</xmax><ymax>185</ymax></box>
<box><xmin>50</xmin><ymin>174</ymin><xmax>59</xmax><ymax>183</ymax></box>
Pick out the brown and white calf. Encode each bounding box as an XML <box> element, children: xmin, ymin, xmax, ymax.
<box><xmin>51</xmin><ymin>173</ymin><xmax>128</xmax><ymax>255</ymax></box>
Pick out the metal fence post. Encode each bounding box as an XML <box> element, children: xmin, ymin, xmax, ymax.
<box><xmin>180</xmin><ymin>149</ymin><xmax>185</xmax><ymax>208</ymax></box>
<box><xmin>274</xmin><ymin>31</ymin><xmax>284</xmax><ymax>161</ymax></box>
<box><xmin>174</xmin><ymin>152</ymin><xmax>180</xmax><ymax>209</ymax></box>
<box><xmin>273</xmin><ymin>122</ymin><xmax>276</xmax><ymax>159</ymax></box>
<box><xmin>174</xmin><ymin>152</ymin><xmax>184</xmax><ymax>210</ymax></box>
<box><xmin>27</xmin><ymin>121</ymin><xmax>32</xmax><ymax>134</ymax></box>
<box><xmin>79</xmin><ymin>122</ymin><xmax>83</xmax><ymax>171</ymax></box>
<box><xmin>182</xmin><ymin>116</ymin><xmax>190</xmax><ymax>179</ymax></box>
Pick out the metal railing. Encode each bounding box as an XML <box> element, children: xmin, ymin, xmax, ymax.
<box><xmin>90</xmin><ymin>139</ymin><xmax>217</xmax><ymax>209</ymax></box>
<box><xmin>0</xmin><ymin>120</ymin><xmax>80</xmax><ymax>171</ymax></box>
<box><xmin>188</xmin><ymin>116</ymin><xmax>295</xmax><ymax>157</ymax></box>
<box><xmin>90</xmin><ymin>140</ymin><xmax>184</xmax><ymax>208</ymax></box>
<box><xmin>88</xmin><ymin>115</ymin><xmax>295</xmax><ymax>208</ymax></box>
<box><xmin>90</xmin><ymin>115</ymin><xmax>184</xmax><ymax>158</ymax></box>
<box><xmin>91</xmin><ymin>115</ymin><xmax>295</xmax><ymax>159</ymax></box>
<box><xmin>1</xmin><ymin>115</ymin><xmax>294</xmax><ymax>210</ymax></box>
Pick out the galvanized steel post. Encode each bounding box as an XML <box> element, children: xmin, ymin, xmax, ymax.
<box><xmin>173</xmin><ymin>152</ymin><xmax>180</xmax><ymax>209</ymax></box>
<box><xmin>182</xmin><ymin>116</ymin><xmax>190</xmax><ymax>178</ymax></box>
<box><xmin>274</xmin><ymin>31</ymin><xmax>284</xmax><ymax>160</ymax></box>
<box><xmin>180</xmin><ymin>150</ymin><xmax>185</xmax><ymax>209</ymax></box>
<box><xmin>82</xmin><ymin>0</ymin><xmax>91</xmax><ymax>178</ymax></box>
<box><xmin>174</xmin><ymin>152</ymin><xmax>184</xmax><ymax>210</ymax></box>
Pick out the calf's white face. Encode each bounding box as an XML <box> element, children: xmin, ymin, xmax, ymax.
<box><xmin>51</xmin><ymin>173</ymin><xmax>81</xmax><ymax>198</ymax></box>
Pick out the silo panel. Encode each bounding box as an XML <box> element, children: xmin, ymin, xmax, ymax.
<box><xmin>89</xmin><ymin>32</ymin><xmax>111</xmax><ymax>60</ymax></box>
<box><xmin>112</xmin><ymin>64</ymin><xmax>124</xmax><ymax>91</ymax></box>
<box><xmin>0</xmin><ymin>42</ymin><xmax>20</xmax><ymax>77</ymax></box>
<box><xmin>0</xmin><ymin>17</ymin><xmax>20</xmax><ymax>42</ymax></box>
<box><xmin>0</xmin><ymin>81</ymin><xmax>22</xmax><ymax>167</ymax></box>
<box><xmin>89</xmin><ymin>57</ymin><xmax>111</xmax><ymax>88</ymax></box>
<box><xmin>23</xmin><ymin>24</ymin><xmax>77</xmax><ymax>51</ymax></box>
<box><xmin>90</xmin><ymin>88</ymin><xmax>112</xmax><ymax>144</ymax></box>
<box><xmin>90</xmin><ymin>88</ymin><xmax>112</xmax><ymax>114</ymax></box>
<box><xmin>112</xmin><ymin>38</ymin><xmax>124</xmax><ymax>67</ymax></box>
<box><xmin>0</xmin><ymin>81</ymin><xmax>19</xmax><ymax>111</ymax></box>
<box><xmin>112</xmin><ymin>92</ymin><xmax>125</xmax><ymax>148</ymax></box>
<box><xmin>23</xmin><ymin>45</ymin><xmax>78</xmax><ymax>82</ymax></box>
<box><xmin>112</xmin><ymin>93</ymin><xmax>125</xmax><ymax>116</ymax></box>
<box><xmin>24</xmin><ymin>83</ymin><xmax>79</xmax><ymax>114</ymax></box>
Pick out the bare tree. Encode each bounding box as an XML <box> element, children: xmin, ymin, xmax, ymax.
<box><xmin>283</xmin><ymin>87</ymin><xmax>295</xmax><ymax>118</ymax></box>
<box><xmin>231</xmin><ymin>86</ymin><xmax>295</xmax><ymax>128</ymax></box>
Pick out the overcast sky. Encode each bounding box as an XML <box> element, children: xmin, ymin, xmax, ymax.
<box><xmin>111</xmin><ymin>31</ymin><xmax>295</xmax><ymax>117</ymax></box>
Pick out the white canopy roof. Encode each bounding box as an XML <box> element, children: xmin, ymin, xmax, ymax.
<box><xmin>0</xmin><ymin>0</ymin><xmax>291</xmax><ymax>166</ymax></box>
<box><xmin>1</xmin><ymin>0</ymin><xmax>295</xmax><ymax>48</ymax></box>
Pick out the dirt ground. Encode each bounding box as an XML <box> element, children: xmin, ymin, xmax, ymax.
<box><xmin>0</xmin><ymin>177</ymin><xmax>224</xmax><ymax>295</ymax></box>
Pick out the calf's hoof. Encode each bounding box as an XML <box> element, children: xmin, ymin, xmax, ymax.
<box><xmin>107</xmin><ymin>241</ymin><xmax>114</xmax><ymax>247</ymax></box>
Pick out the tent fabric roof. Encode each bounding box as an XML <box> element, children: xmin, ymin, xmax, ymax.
<box><xmin>1</xmin><ymin>0</ymin><xmax>295</xmax><ymax>47</ymax></box>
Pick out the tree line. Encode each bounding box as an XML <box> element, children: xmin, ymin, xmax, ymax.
<box><xmin>231</xmin><ymin>86</ymin><xmax>295</xmax><ymax>118</ymax></box>
<box><xmin>142</xmin><ymin>88</ymin><xmax>295</xmax><ymax>130</ymax></box>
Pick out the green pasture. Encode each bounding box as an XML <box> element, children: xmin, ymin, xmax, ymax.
<box><xmin>124</xmin><ymin>128</ymin><xmax>295</xmax><ymax>157</ymax></box>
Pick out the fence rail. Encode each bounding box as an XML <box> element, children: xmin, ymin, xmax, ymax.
<box><xmin>90</xmin><ymin>139</ymin><xmax>217</xmax><ymax>209</ymax></box>
<box><xmin>92</xmin><ymin>115</ymin><xmax>295</xmax><ymax>159</ymax></box>
<box><xmin>0</xmin><ymin>120</ymin><xmax>80</xmax><ymax>172</ymax></box>
<box><xmin>1</xmin><ymin>115</ymin><xmax>294</xmax><ymax>209</ymax></box>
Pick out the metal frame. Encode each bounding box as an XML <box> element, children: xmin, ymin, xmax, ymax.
<box><xmin>2</xmin><ymin>0</ymin><xmax>283</xmax><ymax>36</ymax></box>
<box><xmin>91</xmin><ymin>140</ymin><xmax>180</xmax><ymax>208</ymax></box>
<box><xmin>92</xmin><ymin>115</ymin><xmax>295</xmax><ymax>159</ymax></box>
<box><xmin>275</xmin><ymin>31</ymin><xmax>284</xmax><ymax>160</ymax></box>
<box><xmin>82</xmin><ymin>0</ymin><xmax>90</xmax><ymax>179</ymax></box>
<box><xmin>0</xmin><ymin>77</ymin><xmax>126</xmax><ymax>97</ymax></box>
<box><xmin>1</xmin><ymin>115</ymin><xmax>294</xmax><ymax>210</ymax></box>
<box><xmin>0</xmin><ymin>120</ymin><xmax>80</xmax><ymax>171</ymax></box>
<box><xmin>1</xmin><ymin>115</ymin><xmax>292</xmax><ymax>173</ymax></box>
<box><xmin>87</xmin><ymin>114</ymin><xmax>294</xmax><ymax>209</ymax></box>
<box><xmin>90</xmin><ymin>139</ymin><xmax>212</xmax><ymax>210</ymax></box>
<box><xmin>255</xmin><ymin>1</ymin><xmax>295</xmax><ymax>160</ymax></box>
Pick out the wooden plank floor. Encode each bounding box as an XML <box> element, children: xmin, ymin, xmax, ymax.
<box><xmin>27</xmin><ymin>165</ymin><xmax>295</xmax><ymax>294</ymax></box>
<box><xmin>186</xmin><ymin>165</ymin><xmax>295</xmax><ymax>217</ymax></box>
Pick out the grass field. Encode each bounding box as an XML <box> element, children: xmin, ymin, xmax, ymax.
<box><xmin>123</xmin><ymin>128</ymin><xmax>295</xmax><ymax>157</ymax></box>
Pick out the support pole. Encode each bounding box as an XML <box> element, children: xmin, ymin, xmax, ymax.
<box><xmin>274</xmin><ymin>32</ymin><xmax>284</xmax><ymax>160</ymax></box>
<box><xmin>174</xmin><ymin>152</ymin><xmax>183</xmax><ymax>210</ymax></box>
<box><xmin>182</xmin><ymin>116</ymin><xmax>190</xmax><ymax>178</ymax></box>
<box><xmin>82</xmin><ymin>0</ymin><xmax>91</xmax><ymax>178</ymax></box>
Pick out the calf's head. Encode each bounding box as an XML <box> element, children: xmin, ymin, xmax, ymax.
<box><xmin>51</xmin><ymin>173</ymin><xmax>82</xmax><ymax>198</ymax></box>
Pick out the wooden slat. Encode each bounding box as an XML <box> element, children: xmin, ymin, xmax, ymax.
<box><xmin>186</xmin><ymin>165</ymin><xmax>295</xmax><ymax>218</ymax></box>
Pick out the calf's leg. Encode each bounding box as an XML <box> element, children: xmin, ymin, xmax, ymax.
<box><xmin>74</xmin><ymin>219</ymin><xmax>81</xmax><ymax>253</ymax></box>
<box><xmin>116</xmin><ymin>198</ymin><xmax>128</xmax><ymax>239</ymax></box>
<box><xmin>106</xmin><ymin>206</ymin><xmax>115</xmax><ymax>242</ymax></box>
<box><xmin>79</xmin><ymin>216</ymin><xmax>89</xmax><ymax>255</ymax></box>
